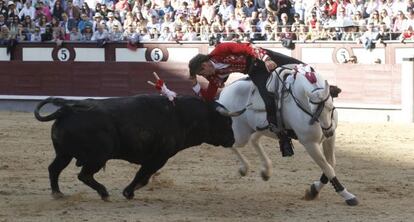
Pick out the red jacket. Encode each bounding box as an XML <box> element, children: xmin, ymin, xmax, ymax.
<box><xmin>195</xmin><ymin>42</ymin><xmax>268</xmax><ymax>101</ymax></box>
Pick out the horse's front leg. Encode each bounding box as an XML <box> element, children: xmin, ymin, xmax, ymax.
<box><xmin>231</xmin><ymin>148</ymin><xmax>250</xmax><ymax>177</ymax></box>
<box><xmin>305</xmin><ymin>135</ymin><xmax>336</xmax><ymax>200</ymax></box>
<box><xmin>303</xmin><ymin>141</ymin><xmax>359</xmax><ymax>206</ymax></box>
<box><xmin>250</xmin><ymin>132</ymin><xmax>272</xmax><ymax>181</ymax></box>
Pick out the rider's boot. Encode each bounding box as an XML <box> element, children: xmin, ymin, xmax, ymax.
<box><xmin>278</xmin><ymin>133</ymin><xmax>294</xmax><ymax>157</ymax></box>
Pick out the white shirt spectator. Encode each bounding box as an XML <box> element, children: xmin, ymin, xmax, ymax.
<box><xmin>218</xmin><ymin>0</ymin><xmax>235</xmax><ymax>21</ymax></box>
<box><xmin>18</xmin><ymin>2</ymin><xmax>36</xmax><ymax>20</ymax></box>
<box><xmin>91</xmin><ymin>25</ymin><xmax>109</xmax><ymax>40</ymax></box>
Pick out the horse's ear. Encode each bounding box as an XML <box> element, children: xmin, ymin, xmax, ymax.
<box><xmin>324</xmin><ymin>80</ymin><xmax>330</xmax><ymax>97</ymax></box>
<box><xmin>329</xmin><ymin>85</ymin><xmax>342</xmax><ymax>98</ymax></box>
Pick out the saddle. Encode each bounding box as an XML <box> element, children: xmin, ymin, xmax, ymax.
<box><xmin>248</xmin><ymin>65</ymin><xmax>297</xmax><ymax>134</ymax></box>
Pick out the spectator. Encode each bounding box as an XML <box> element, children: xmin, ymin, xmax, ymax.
<box><xmin>234</xmin><ymin>0</ymin><xmax>245</xmax><ymax>20</ymax></box>
<box><xmin>41</xmin><ymin>24</ymin><xmax>53</xmax><ymax>41</ymax></box>
<box><xmin>33</xmin><ymin>1</ymin><xmax>50</xmax><ymax>22</ymax></box>
<box><xmin>0</xmin><ymin>1</ymin><xmax>7</xmax><ymax>19</ymax></box>
<box><xmin>30</xmin><ymin>26</ymin><xmax>42</xmax><ymax>41</ymax></box>
<box><xmin>114</xmin><ymin>0</ymin><xmax>130</xmax><ymax>21</ymax></box>
<box><xmin>261</xmin><ymin>24</ymin><xmax>275</xmax><ymax>40</ymax></box>
<box><xmin>379</xmin><ymin>8</ymin><xmax>392</xmax><ymax>29</ymax></box>
<box><xmin>92</xmin><ymin>12</ymin><xmax>104</xmax><ymax>31</ymax></box>
<box><xmin>108</xmin><ymin>23</ymin><xmax>124</xmax><ymax>41</ymax></box>
<box><xmin>182</xmin><ymin>24</ymin><xmax>198</xmax><ymax>40</ymax></box>
<box><xmin>357</xmin><ymin>23</ymin><xmax>379</xmax><ymax>50</ymax></box>
<box><xmin>280</xmin><ymin>12</ymin><xmax>290</xmax><ymax>27</ymax></box>
<box><xmin>149</xmin><ymin>27</ymin><xmax>159</xmax><ymax>41</ymax></box>
<box><xmin>377</xmin><ymin>21</ymin><xmax>392</xmax><ymax>42</ymax></box>
<box><xmin>326</xmin><ymin>0</ymin><xmax>339</xmax><ymax>18</ymax></box>
<box><xmin>7</xmin><ymin>1</ymin><xmax>18</xmax><ymax>19</ymax></box>
<box><xmin>399</xmin><ymin>25</ymin><xmax>414</xmax><ymax>42</ymax></box>
<box><xmin>392</xmin><ymin>10</ymin><xmax>407</xmax><ymax>39</ymax></box>
<box><xmin>0</xmin><ymin>25</ymin><xmax>10</xmax><ymax>44</ymax></box>
<box><xmin>172</xmin><ymin>24</ymin><xmax>183</xmax><ymax>41</ymax></box>
<box><xmin>218</xmin><ymin>0</ymin><xmax>235</xmax><ymax>21</ymax></box>
<box><xmin>122</xmin><ymin>24</ymin><xmax>136</xmax><ymax>41</ymax></box>
<box><xmin>0</xmin><ymin>14</ymin><xmax>5</xmax><ymax>27</ymax></box>
<box><xmin>36</xmin><ymin>15</ymin><xmax>48</xmax><ymax>33</ymax></box>
<box><xmin>81</xmin><ymin>24</ymin><xmax>93</xmax><ymax>40</ymax></box>
<box><xmin>52</xmin><ymin>0</ymin><xmax>64</xmax><ymax>21</ymax></box>
<box><xmin>306</xmin><ymin>11</ymin><xmax>318</xmax><ymax>30</ymax></box>
<box><xmin>367</xmin><ymin>9</ymin><xmax>381</xmax><ymax>27</ymax></box>
<box><xmin>158</xmin><ymin>25</ymin><xmax>174</xmax><ymax>41</ymax></box>
<box><xmin>345</xmin><ymin>55</ymin><xmax>358</xmax><ymax>63</ymax></box>
<box><xmin>188</xmin><ymin>0</ymin><xmax>201</xmax><ymax>18</ymax></box>
<box><xmin>243</xmin><ymin>0</ymin><xmax>257</xmax><ymax>18</ymax></box>
<box><xmin>256</xmin><ymin>12</ymin><xmax>266</xmax><ymax>32</ymax></box>
<box><xmin>291</xmin><ymin>12</ymin><xmax>303</xmax><ymax>33</ymax></box>
<box><xmin>161</xmin><ymin>12</ymin><xmax>174</xmax><ymax>31</ymax></box>
<box><xmin>91</xmin><ymin>23</ymin><xmax>109</xmax><ymax>42</ymax></box>
<box><xmin>226</xmin><ymin>12</ymin><xmax>240</xmax><ymax>30</ymax></box>
<box><xmin>78</xmin><ymin>13</ymin><xmax>93</xmax><ymax>33</ymax></box>
<box><xmin>353</xmin><ymin>10</ymin><xmax>366</xmax><ymax>32</ymax></box>
<box><xmin>247</xmin><ymin>21</ymin><xmax>263</xmax><ymax>40</ymax></box>
<box><xmin>21</xmin><ymin>15</ymin><xmax>35</xmax><ymax>37</ymax></box>
<box><xmin>106</xmin><ymin>11</ymin><xmax>122</xmax><ymax>31</ymax></box>
<box><xmin>275</xmin><ymin>0</ymin><xmax>293</xmax><ymax>22</ymax></box>
<box><xmin>200</xmin><ymin>0</ymin><xmax>216</xmax><ymax>23</ymax></box>
<box><xmin>254</xmin><ymin>0</ymin><xmax>266</xmax><ymax>15</ymax></box>
<box><xmin>279</xmin><ymin>25</ymin><xmax>296</xmax><ymax>49</ymax></box>
<box><xmin>69</xmin><ymin>26</ymin><xmax>82</xmax><ymax>41</ymax></box>
<box><xmin>61</xmin><ymin>12</ymin><xmax>77</xmax><ymax>36</ymax></box>
<box><xmin>198</xmin><ymin>16</ymin><xmax>210</xmax><ymax>41</ymax></box>
<box><xmin>18</xmin><ymin>0</ymin><xmax>35</xmax><ymax>20</ymax></box>
<box><xmin>365</xmin><ymin>0</ymin><xmax>379</xmax><ymax>17</ymax></box>
<box><xmin>403</xmin><ymin>9</ymin><xmax>414</xmax><ymax>31</ymax></box>
<box><xmin>65</xmin><ymin>0</ymin><xmax>81</xmax><ymax>21</ymax></box>
<box><xmin>296</xmin><ymin>23</ymin><xmax>309</xmax><ymax>42</ymax></box>
<box><xmin>81</xmin><ymin>2</ymin><xmax>93</xmax><ymax>19</ymax></box>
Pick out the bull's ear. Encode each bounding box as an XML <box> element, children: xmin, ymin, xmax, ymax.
<box><xmin>214</xmin><ymin>102</ymin><xmax>246</xmax><ymax>117</ymax></box>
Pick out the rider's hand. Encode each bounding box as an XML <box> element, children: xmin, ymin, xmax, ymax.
<box><xmin>265</xmin><ymin>60</ymin><xmax>277</xmax><ymax>72</ymax></box>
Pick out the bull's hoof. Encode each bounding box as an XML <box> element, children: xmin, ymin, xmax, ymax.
<box><xmin>304</xmin><ymin>184</ymin><xmax>319</xmax><ymax>200</ymax></box>
<box><xmin>261</xmin><ymin>171</ymin><xmax>270</xmax><ymax>181</ymax></box>
<box><xmin>101</xmin><ymin>195</ymin><xmax>111</xmax><ymax>202</ymax></box>
<box><xmin>122</xmin><ymin>189</ymin><xmax>134</xmax><ymax>200</ymax></box>
<box><xmin>238</xmin><ymin>167</ymin><xmax>248</xmax><ymax>177</ymax></box>
<box><xmin>51</xmin><ymin>191</ymin><xmax>64</xmax><ymax>199</ymax></box>
<box><xmin>346</xmin><ymin>197</ymin><xmax>359</xmax><ymax>206</ymax></box>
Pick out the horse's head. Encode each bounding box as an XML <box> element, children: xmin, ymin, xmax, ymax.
<box><xmin>293</xmin><ymin>64</ymin><xmax>337</xmax><ymax>138</ymax></box>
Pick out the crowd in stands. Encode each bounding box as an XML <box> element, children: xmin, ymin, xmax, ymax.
<box><xmin>0</xmin><ymin>0</ymin><xmax>413</xmax><ymax>47</ymax></box>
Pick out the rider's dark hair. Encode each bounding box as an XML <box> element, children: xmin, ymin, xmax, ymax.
<box><xmin>188</xmin><ymin>53</ymin><xmax>210</xmax><ymax>78</ymax></box>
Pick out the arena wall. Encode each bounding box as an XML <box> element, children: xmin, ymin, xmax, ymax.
<box><xmin>0</xmin><ymin>41</ymin><xmax>413</xmax><ymax>122</ymax></box>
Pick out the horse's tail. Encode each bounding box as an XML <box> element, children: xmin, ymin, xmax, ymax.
<box><xmin>34</xmin><ymin>97</ymin><xmax>92</xmax><ymax>122</ymax></box>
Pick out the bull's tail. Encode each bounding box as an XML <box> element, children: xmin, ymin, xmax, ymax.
<box><xmin>34</xmin><ymin>97</ymin><xmax>91</xmax><ymax>122</ymax></box>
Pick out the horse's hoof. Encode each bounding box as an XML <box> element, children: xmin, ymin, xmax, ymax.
<box><xmin>346</xmin><ymin>197</ymin><xmax>359</xmax><ymax>206</ymax></box>
<box><xmin>238</xmin><ymin>167</ymin><xmax>248</xmax><ymax>177</ymax></box>
<box><xmin>261</xmin><ymin>171</ymin><xmax>270</xmax><ymax>181</ymax></box>
<box><xmin>51</xmin><ymin>191</ymin><xmax>64</xmax><ymax>199</ymax></box>
<box><xmin>304</xmin><ymin>184</ymin><xmax>319</xmax><ymax>200</ymax></box>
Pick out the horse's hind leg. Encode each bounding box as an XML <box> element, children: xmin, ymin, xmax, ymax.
<box><xmin>305</xmin><ymin>136</ymin><xmax>336</xmax><ymax>200</ymax></box>
<box><xmin>231</xmin><ymin>148</ymin><xmax>250</xmax><ymax>177</ymax></box>
<box><xmin>303</xmin><ymin>142</ymin><xmax>358</xmax><ymax>206</ymax></box>
<box><xmin>48</xmin><ymin>154</ymin><xmax>72</xmax><ymax>199</ymax></box>
<box><xmin>250</xmin><ymin>132</ymin><xmax>272</xmax><ymax>181</ymax></box>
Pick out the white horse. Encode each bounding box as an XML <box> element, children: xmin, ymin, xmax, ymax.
<box><xmin>217</xmin><ymin>64</ymin><xmax>359</xmax><ymax>206</ymax></box>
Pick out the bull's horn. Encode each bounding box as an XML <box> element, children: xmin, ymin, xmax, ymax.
<box><xmin>215</xmin><ymin>103</ymin><xmax>246</xmax><ymax>117</ymax></box>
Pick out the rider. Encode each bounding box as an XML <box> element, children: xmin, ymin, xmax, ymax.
<box><xmin>188</xmin><ymin>42</ymin><xmax>304</xmax><ymax>157</ymax></box>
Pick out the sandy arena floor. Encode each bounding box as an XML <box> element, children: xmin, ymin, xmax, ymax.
<box><xmin>0</xmin><ymin>111</ymin><xmax>413</xmax><ymax>222</ymax></box>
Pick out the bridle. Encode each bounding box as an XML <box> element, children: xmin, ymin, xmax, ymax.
<box><xmin>278</xmin><ymin>70</ymin><xmax>336</xmax><ymax>135</ymax></box>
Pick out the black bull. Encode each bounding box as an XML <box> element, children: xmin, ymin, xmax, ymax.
<box><xmin>34</xmin><ymin>95</ymin><xmax>235</xmax><ymax>200</ymax></box>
